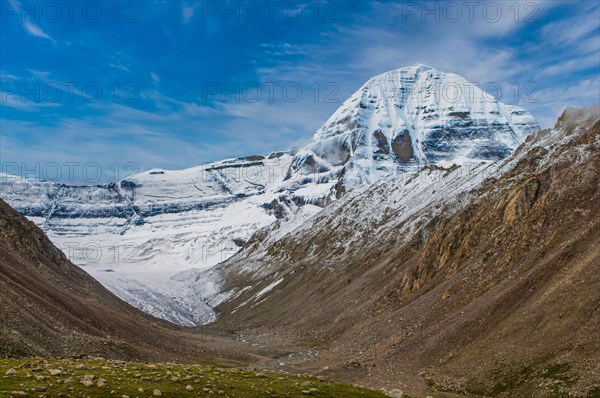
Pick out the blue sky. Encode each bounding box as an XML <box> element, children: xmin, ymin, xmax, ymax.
<box><xmin>1</xmin><ymin>0</ymin><xmax>598</xmax><ymax>181</ymax></box>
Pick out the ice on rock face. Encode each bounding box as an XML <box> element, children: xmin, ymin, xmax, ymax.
<box><xmin>0</xmin><ymin>65</ymin><xmax>539</xmax><ymax>325</ymax></box>
<box><xmin>285</xmin><ymin>64</ymin><xmax>539</xmax><ymax>194</ymax></box>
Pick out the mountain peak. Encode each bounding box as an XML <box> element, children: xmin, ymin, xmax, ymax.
<box><xmin>374</xmin><ymin>63</ymin><xmax>436</xmax><ymax>77</ymax></box>
<box><xmin>285</xmin><ymin>65</ymin><xmax>540</xmax><ymax>196</ymax></box>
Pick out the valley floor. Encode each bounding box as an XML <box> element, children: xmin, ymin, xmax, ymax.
<box><xmin>0</xmin><ymin>358</ymin><xmax>389</xmax><ymax>398</ymax></box>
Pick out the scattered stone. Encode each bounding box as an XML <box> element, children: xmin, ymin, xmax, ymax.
<box><xmin>121</xmin><ymin>395</ymin><xmax>130</xmax><ymax>398</ymax></box>
<box><xmin>75</xmin><ymin>364</ymin><xmax>87</xmax><ymax>370</ymax></box>
<box><xmin>309</xmin><ymin>388</ymin><xmax>319</xmax><ymax>394</ymax></box>
<box><xmin>48</xmin><ymin>369</ymin><xmax>62</xmax><ymax>376</ymax></box>
<box><xmin>138</xmin><ymin>387</ymin><xmax>144</xmax><ymax>393</ymax></box>
<box><xmin>256</xmin><ymin>372</ymin><xmax>267</xmax><ymax>378</ymax></box>
<box><xmin>185</xmin><ymin>385</ymin><xmax>193</xmax><ymax>392</ymax></box>
<box><xmin>385</xmin><ymin>389</ymin><xmax>404</xmax><ymax>398</ymax></box>
<box><xmin>171</xmin><ymin>376</ymin><xmax>179</xmax><ymax>381</ymax></box>
<box><xmin>10</xmin><ymin>392</ymin><xmax>27</xmax><ymax>397</ymax></box>
<box><xmin>35</xmin><ymin>376</ymin><xmax>45</xmax><ymax>381</ymax></box>
<box><xmin>6</xmin><ymin>368</ymin><xmax>16</xmax><ymax>376</ymax></box>
<box><xmin>82</xmin><ymin>380</ymin><xmax>94</xmax><ymax>387</ymax></box>
<box><xmin>35</xmin><ymin>386</ymin><xmax>46</xmax><ymax>392</ymax></box>
<box><xmin>97</xmin><ymin>378</ymin><xmax>107</xmax><ymax>388</ymax></box>
<box><xmin>153</xmin><ymin>390</ymin><xmax>162</xmax><ymax>397</ymax></box>
<box><xmin>301</xmin><ymin>390</ymin><xmax>311</xmax><ymax>395</ymax></box>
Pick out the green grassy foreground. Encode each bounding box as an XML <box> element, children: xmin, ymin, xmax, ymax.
<box><xmin>0</xmin><ymin>358</ymin><xmax>389</xmax><ymax>398</ymax></box>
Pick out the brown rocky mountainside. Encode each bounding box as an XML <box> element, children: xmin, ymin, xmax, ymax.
<box><xmin>211</xmin><ymin>107</ymin><xmax>600</xmax><ymax>397</ymax></box>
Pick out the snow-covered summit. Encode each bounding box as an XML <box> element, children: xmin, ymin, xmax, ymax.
<box><xmin>284</xmin><ymin>64</ymin><xmax>539</xmax><ymax>195</ymax></box>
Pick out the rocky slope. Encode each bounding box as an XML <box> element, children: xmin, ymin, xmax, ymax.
<box><xmin>205</xmin><ymin>106</ymin><xmax>600</xmax><ymax>397</ymax></box>
<box><xmin>0</xmin><ymin>65</ymin><xmax>539</xmax><ymax>326</ymax></box>
<box><xmin>0</xmin><ymin>197</ymin><xmax>234</xmax><ymax>362</ymax></box>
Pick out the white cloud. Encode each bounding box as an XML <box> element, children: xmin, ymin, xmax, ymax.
<box><xmin>109</xmin><ymin>63</ymin><xmax>130</xmax><ymax>72</ymax></box>
<box><xmin>150</xmin><ymin>72</ymin><xmax>161</xmax><ymax>85</ymax></box>
<box><xmin>0</xmin><ymin>71</ymin><xmax>19</xmax><ymax>80</ymax></box>
<box><xmin>22</xmin><ymin>21</ymin><xmax>55</xmax><ymax>43</ymax></box>
<box><xmin>1</xmin><ymin>105</ymin><xmax>216</xmax><ymax>177</ymax></box>
<box><xmin>7</xmin><ymin>0</ymin><xmax>56</xmax><ymax>43</ymax></box>
<box><xmin>528</xmin><ymin>77</ymin><xmax>600</xmax><ymax>128</ymax></box>
<box><xmin>542</xmin><ymin>52</ymin><xmax>600</xmax><ymax>77</ymax></box>
<box><xmin>182</xmin><ymin>6</ymin><xmax>195</xmax><ymax>23</ymax></box>
<box><xmin>27</xmin><ymin>69</ymin><xmax>51</xmax><ymax>80</ymax></box>
<box><xmin>542</xmin><ymin>3</ymin><xmax>600</xmax><ymax>46</ymax></box>
<box><xmin>0</xmin><ymin>92</ymin><xmax>61</xmax><ymax>111</ymax></box>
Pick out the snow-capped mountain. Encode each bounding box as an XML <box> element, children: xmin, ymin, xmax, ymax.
<box><xmin>283</xmin><ymin>64</ymin><xmax>539</xmax><ymax>196</ymax></box>
<box><xmin>0</xmin><ymin>65</ymin><xmax>539</xmax><ymax>325</ymax></box>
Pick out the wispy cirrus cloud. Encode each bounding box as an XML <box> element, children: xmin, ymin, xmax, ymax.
<box><xmin>182</xmin><ymin>6</ymin><xmax>195</xmax><ymax>24</ymax></box>
<box><xmin>8</xmin><ymin>0</ymin><xmax>56</xmax><ymax>44</ymax></box>
<box><xmin>150</xmin><ymin>72</ymin><xmax>161</xmax><ymax>85</ymax></box>
<box><xmin>22</xmin><ymin>21</ymin><xmax>55</xmax><ymax>43</ymax></box>
<box><xmin>528</xmin><ymin>76</ymin><xmax>600</xmax><ymax>128</ymax></box>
